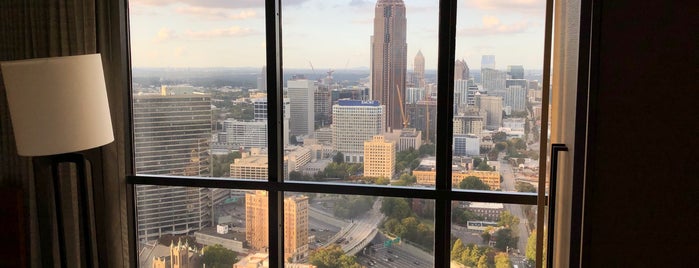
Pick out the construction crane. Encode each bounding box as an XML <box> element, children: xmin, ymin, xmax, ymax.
<box><xmin>395</xmin><ymin>84</ymin><xmax>409</xmax><ymax>129</ymax></box>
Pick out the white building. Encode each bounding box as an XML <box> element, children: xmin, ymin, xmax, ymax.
<box><xmin>287</xmin><ymin>79</ymin><xmax>316</xmax><ymax>137</ymax></box>
<box><xmin>453</xmin><ymin>134</ymin><xmax>480</xmax><ymax>156</ymax></box>
<box><xmin>477</xmin><ymin>95</ymin><xmax>503</xmax><ymax>130</ymax></box>
<box><xmin>505</xmin><ymin>85</ymin><xmax>527</xmax><ymax>112</ymax></box>
<box><xmin>252</xmin><ymin>97</ymin><xmax>290</xmax><ymax>146</ymax></box>
<box><xmin>332</xmin><ymin>100</ymin><xmax>385</xmax><ymax>163</ymax></box>
<box><xmin>406</xmin><ymin>87</ymin><xmax>425</xmax><ymax>104</ymax></box>
<box><xmin>481</xmin><ymin>68</ymin><xmax>506</xmax><ymax>98</ymax></box>
<box><xmin>226</xmin><ymin>120</ymin><xmax>267</xmax><ymax>149</ymax></box>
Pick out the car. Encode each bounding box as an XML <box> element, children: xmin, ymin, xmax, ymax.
<box><xmin>387</xmin><ymin>258</ymin><xmax>394</xmax><ymax>262</ymax></box>
<box><xmin>414</xmin><ymin>261</ymin><xmax>420</xmax><ymax>265</ymax></box>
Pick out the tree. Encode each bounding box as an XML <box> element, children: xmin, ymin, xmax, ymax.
<box><xmin>476</xmin><ymin>159</ymin><xmax>493</xmax><ymax>171</ymax></box>
<box><xmin>515</xmin><ymin>182</ymin><xmax>537</xmax><ymax>193</ymax></box>
<box><xmin>418</xmin><ymin>143</ymin><xmax>436</xmax><ymax>156</ymax></box>
<box><xmin>477</xmin><ymin>255</ymin><xmax>489</xmax><ymax>268</ymax></box>
<box><xmin>212</xmin><ymin>151</ymin><xmax>242</xmax><ymax>177</ymax></box>
<box><xmin>492</xmin><ymin>132</ymin><xmax>507</xmax><ymax>143</ymax></box>
<box><xmin>493</xmin><ymin>228</ymin><xmax>518</xmax><ymax>252</ymax></box>
<box><xmin>481</xmin><ymin>230</ymin><xmax>492</xmax><ymax>244</ymax></box>
<box><xmin>332</xmin><ymin>152</ymin><xmax>344</xmax><ymax>163</ymax></box>
<box><xmin>451</xmin><ymin>238</ymin><xmax>465</xmax><ymax>260</ymax></box>
<box><xmin>458</xmin><ymin>176</ymin><xmax>491</xmax><ymax>190</ymax></box>
<box><xmin>526</xmin><ymin>229</ymin><xmax>546</xmax><ymax>266</ymax></box>
<box><xmin>309</xmin><ymin>245</ymin><xmax>361</xmax><ymax>268</ymax></box>
<box><xmin>375</xmin><ymin>177</ymin><xmax>390</xmax><ymax>185</ymax></box>
<box><xmin>498</xmin><ymin>211</ymin><xmax>520</xmax><ymax>231</ymax></box>
<box><xmin>381</xmin><ymin>197</ymin><xmax>413</xmax><ymax>219</ymax></box>
<box><xmin>289</xmin><ymin>171</ymin><xmax>312</xmax><ymax>181</ymax></box>
<box><xmin>495</xmin><ymin>252</ymin><xmax>512</xmax><ymax>268</ymax></box>
<box><xmin>202</xmin><ymin>244</ymin><xmax>238</xmax><ymax>268</ymax></box>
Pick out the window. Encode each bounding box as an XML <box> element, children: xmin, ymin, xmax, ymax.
<box><xmin>127</xmin><ymin>0</ymin><xmax>556</xmax><ymax>267</ymax></box>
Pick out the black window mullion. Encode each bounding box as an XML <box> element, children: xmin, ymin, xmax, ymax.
<box><xmin>435</xmin><ymin>0</ymin><xmax>458</xmax><ymax>267</ymax></box>
<box><xmin>265</xmin><ymin>0</ymin><xmax>284</xmax><ymax>267</ymax></box>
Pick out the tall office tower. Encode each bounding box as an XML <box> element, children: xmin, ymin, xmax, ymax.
<box><xmin>454</xmin><ymin>79</ymin><xmax>470</xmax><ymax>109</ymax></box>
<box><xmin>477</xmin><ymin>95</ymin><xmax>503</xmax><ymax>130</ymax></box>
<box><xmin>414</xmin><ymin>50</ymin><xmax>425</xmax><ymax>88</ymax></box>
<box><xmin>288</xmin><ymin>78</ymin><xmax>316</xmax><ymax>137</ymax></box>
<box><xmin>258</xmin><ymin>65</ymin><xmax>267</xmax><ymax>91</ymax></box>
<box><xmin>284</xmin><ymin>195</ymin><xmax>310</xmax><ymax>262</ymax></box>
<box><xmin>332</xmin><ymin>100</ymin><xmax>385</xmax><ymax>163</ymax></box>
<box><xmin>505</xmin><ymin>85</ymin><xmax>527</xmax><ymax>112</ymax></box>
<box><xmin>482</xmin><ymin>68</ymin><xmax>507</xmax><ymax>97</ymax></box>
<box><xmin>467</xmin><ymin>83</ymin><xmax>479</xmax><ymax>107</ymax></box>
<box><xmin>406</xmin><ymin>100</ymin><xmax>438</xmax><ymax>142</ymax></box>
<box><xmin>364</xmin><ymin>135</ymin><xmax>396</xmax><ymax>178</ymax></box>
<box><xmin>314</xmin><ymin>87</ymin><xmax>332</xmax><ymax>127</ymax></box>
<box><xmin>406</xmin><ymin>87</ymin><xmax>425</xmax><ymax>104</ymax></box>
<box><xmin>133</xmin><ymin>90</ymin><xmax>212</xmax><ymax>242</ymax></box>
<box><xmin>246</xmin><ymin>191</ymin><xmax>309</xmax><ymax>261</ymax></box>
<box><xmin>226</xmin><ymin>120</ymin><xmax>267</xmax><ymax>149</ymax></box>
<box><xmin>506</xmin><ymin>79</ymin><xmax>528</xmax><ymax>90</ymax></box>
<box><xmin>481</xmin><ymin>55</ymin><xmax>496</xmax><ymax>70</ymax></box>
<box><xmin>371</xmin><ymin>0</ymin><xmax>407</xmax><ymax>131</ymax></box>
<box><xmin>455</xmin><ymin>59</ymin><xmax>470</xmax><ymax>80</ymax></box>
<box><xmin>252</xmin><ymin>97</ymin><xmax>290</xmax><ymax>146</ymax></box>
<box><xmin>507</xmin><ymin>65</ymin><xmax>524</xmax><ymax>79</ymax></box>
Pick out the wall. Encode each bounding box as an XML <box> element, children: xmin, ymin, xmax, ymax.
<box><xmin>581</xmin><ymin>1</ymin><xmax>695</xmax><ymax>266</ymax></box>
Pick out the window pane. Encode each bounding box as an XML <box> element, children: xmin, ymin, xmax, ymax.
<box><xmin>284</xmin><ymin>193</ymin><xmax>435</xmax><ymax>267</ymax></box>
<box><xmin>136</xmin><ymin>187</ymin><xmax>264</xmax><ymax>267</ymax></box>
<box><xmin>282</xmin><ymin>0</ymin><xmax>439</xmax><ymax>189</ymax></box>
<box><xmin>451</xmin><ymin>0</ymin><xmax>547</xmax><ymax>193</ymax></box>
<box><xmin>451</xmin><ymin>201</ymin><xmax>538</xmax><ymax>267</ymax></box>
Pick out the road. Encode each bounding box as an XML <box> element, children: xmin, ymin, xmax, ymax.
<box><xmin>357</xmin><ymin>233</ymin><xmax>434</xmax><ymax>268</ymax></box>
<box><xmin>322</xmin><ymin>198</ymin><xmax>384</xmax><ymax>255</ymax></box>
<box><xmin>499</xmin><ymin>160</ymin><xmax>533</xmax><ymax>253</ymax></box>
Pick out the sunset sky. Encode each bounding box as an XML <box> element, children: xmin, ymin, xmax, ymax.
<box><xmin>129</xmin><ymin>0</ymin><xmax>547</xmax><ymax>70</ymax></box>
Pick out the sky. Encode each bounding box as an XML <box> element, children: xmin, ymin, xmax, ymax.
<box><xmin>129</xmin><ymin>0</ymin><xmax>547</xmax><ymax>70</ymax></box>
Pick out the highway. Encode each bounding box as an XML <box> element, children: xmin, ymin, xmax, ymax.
<box><xmin>357</xmin><ymin>233</ymin><xmax>434</xmax><ymax>268</ymax></box>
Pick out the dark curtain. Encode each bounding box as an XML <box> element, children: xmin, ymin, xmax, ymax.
<box><xmin>0</xmin><ymin>0</ymin><xmax>130</xmax><ymax>267</ymax></box>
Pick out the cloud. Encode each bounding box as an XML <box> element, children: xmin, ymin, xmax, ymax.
<box><xmin>464</xmin><ymin>0</ymin><xmax>544</xmax><ymax>14</ymax></box>
<box><xmin>184</xmin><ymin>26</ymin><xmax>256</xmax><ymax>38</ymax></box>
<box><xmin>174</xmin><ymin>46</ymin><xmax>187</xmax><ymax>57</ymax></box>
<box><xmin>458</xmin><ymin>15</ymin><xmax>529</xmax><ymax>36</ymax></box>
<box><xmin>349</xmin><ymin>0</ymin><xmax>371</xmax><ymax>7</ymax></box>
<box><xmin>175</xmin><ymin>6</ymin><xmax>257</xmax><ymax>20</ymax></box>
<box><xmin>153</xmin><ymin>28</ymin><xmax>177</xmax><ymax>42</ymax></box>
<box><xmin>132</xmin><ymin>0</ymin><xmax>309</xmax><ymax>9</ymax></box>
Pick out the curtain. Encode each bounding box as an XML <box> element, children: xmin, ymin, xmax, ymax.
<box><xmin>0</xmin><ymin>0</ymin><xmax>130</xmax><ymax>267</ymax></box>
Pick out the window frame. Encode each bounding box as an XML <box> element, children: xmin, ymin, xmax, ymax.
<box><xmin>121</xmin><ymin>0</ymin><xmax>556</xmax><ymax>267</ymax></box>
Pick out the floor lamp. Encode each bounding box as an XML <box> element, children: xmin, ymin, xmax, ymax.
<box><xmin>1</xmin><ymin>54</ymin><xmax>114</xmax><ymax>267</ymax></box>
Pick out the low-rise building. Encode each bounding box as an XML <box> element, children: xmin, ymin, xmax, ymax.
<box><xmin>467</xmin><ymin>202</ymin><xmax>504</xmax><ymax>221</ymax></box>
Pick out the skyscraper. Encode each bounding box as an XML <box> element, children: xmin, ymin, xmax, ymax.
<box><xmin>455</xmin><ymin>59</ymin><xmax>470</xmax><ymax>80</ymax></box>
<box><xmin>414</xmin><ymin>50</ymin><xmax>425</xmax><ymax>88</ymax></box>
<box><xmin>507</xmin><ymin>65</ymin><xmax>524</xmax><ymax>79</ymax></box>
<box><xmin>133</xmin><ymin>88</ymin><xmax>213</xmax><ymax>242</ymax></box>
<box><xmin>371</xmin><ymin>0</ymin><xmax>407</xmax><ymax>131</ymax></box>
<box><xmin>481</xmin><ymin>55</ymin><xmax>496</xmax><ymax>70</ymax></box>
<box><xmin>477</xmin><ymin>95</ymin><xmax>503</xmax><ymax>130</ymax></box>
<box><xmin>287</xmin><ymin>78</ymin><xmax>316</xmax><ymax>137</ymax></box>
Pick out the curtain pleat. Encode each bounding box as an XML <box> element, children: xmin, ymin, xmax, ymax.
<box><xmin>1</xmin><ymin>0</ymin><xmax>129</xmax><ymax>267</ymax></box>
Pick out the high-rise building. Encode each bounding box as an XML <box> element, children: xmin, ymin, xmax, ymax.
<box><xmin>332</xmin><ymin>100</ymin><xmax>385</xmax><ymax>163</ymax></box>
<box><xmin>371</xmin><ymin>0</ymin><xmax>407</xmax><ymax>131</ymax></box>
<box><xmin>414</xmin><ymin>50</ymin><xmax>425</xmax><ymax>88</ymax></box>
<box><xmin>482</xmin><ymin>68</ymin><xmax>507</xmax><ymax>97</ymax></box>
<box><xmin>481</xmin><ymin>55</ymin><xmax>496</xmax><ymax>70</ymax></box>
<box><xmin>453</xmin><ymin>114</ymin><xmax>485</xmax><ymax>136</ymax></box>
<box><xmin>363</xmin><ymin>135</ymin><xmax>396</xmax><ymax>178</ymax></box>
<box><xmin>455</xmin><ymin>59</ymin><xmax>470</xmax><ymax>80</ymax></box>
<box><xmin>245</xmin><ymin>191</ymin><xmax>309</xmax><ymax>261</ymax></box>
<box><xmin>507</xmin><ymin>65</ymin><xmax>524</xmax><ymax>79</ymax></box>
<box><xmin>454</xmin><ymin>79</ymin><xmax>470</xmax><ymax>109</ymax></box>
<box><xmin>252</xmin><ymin>97</ymin><xmax>290</xmax><ymax>146</ymax></box>
<box><xmin>133</xmin><ymin>89</ymin><xmax>213</xmax><ymax>242</ymax></box>
<box><xmin>505</xmin><ymin>85</ymin><xmax>527</xmax><ymax>112</ymax></box>
<box><xmin>257</xmin><ymin>66</ymin><xmax>267</xmax><ymax>91</ymax></box>
<box><xmin>226</xmin><ymin>120</ymin><xmax>267</xmax><ymax>149</ymax></box>
<box><xmin>406</xmin><ymin>87</ymin><xmax>425</xmax><ymax>104</ymax></box>
<box><xmin>477</xmin><ymin>95</ymin><xmax>503</xmax><ymax>130</ymax></box>
<box><xmin>288</xmin><ymin>79</ymin><xmax>316</xmax><ymax>137</ymax></box>
<box><xmin>406</xmin><ymin>100</ymin><xmax>437</xmax><ymax>143</ymax></box>
<box><xmin>314</xmin><ymin>87</ymin><xmax>332</xmax><ymax>127</ymax></box>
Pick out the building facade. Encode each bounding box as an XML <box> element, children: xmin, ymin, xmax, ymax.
<box><xmin>288</xmin><ymin>79</ymin><xmax>316</xmax><ymax>137</ymax></box>
<box><xmin>371</xmin><ymin>0</ymin><xmax>407</xmax><ymax>131</ymax></box>
<box><xmin>477</xmin><ymin>95</ymin><xmax>503</xmax><ymax>130</ymax></box>
<box><xmin>332</xmin><ymin>100</ymin><xmax>385</xmax><ymax>163</ymax></box>
<box><xmin>246</xmin><ymin>191</ymin><xmax>309</xmax><ymax>261</ymax></box>
<box><xmin>363</xmin><ymin>135</ymin><xmax>396</xmax><ymax>179</ymax></box>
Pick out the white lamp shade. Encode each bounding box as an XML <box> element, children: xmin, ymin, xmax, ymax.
<box><xmin>1</xmin><ymin>54</ymin><xmax>114</xmax><ymax>156</ymax></box>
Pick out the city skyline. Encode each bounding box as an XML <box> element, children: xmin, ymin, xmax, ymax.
<box><xmin>129</xmin><ymin>0</ymin><xmax>547</xmax><ymax>69</ymax></box>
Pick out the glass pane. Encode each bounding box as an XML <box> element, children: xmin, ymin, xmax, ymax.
<box><xmin>136</xmin><ymin>187</ymin><xmax>265</xmax><ymax>268</ymax></box>
<box><xmin>451</xmin><ymin>201</ymin><xmax>538</xmax><ymax>267</ymax></box>
<box><xmin>284</xmin><ymin>193</ymin><xmax>435</xmax><ymax>267</ymax></box>
<box><xmin>282</xmin><ymin>0</ymin><xmax>439</xmax><ymax>188</ymax></box>
<box><xmin>128</xmin><ymin>0</ymin><xmax>267</xmax><ymax>179</ymax></box>
<box><xmin>451</xmin><ymin>0</ymin><xmax>547</xmax><ymax>193</ymax></box>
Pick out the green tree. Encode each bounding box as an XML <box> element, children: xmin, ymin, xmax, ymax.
<box><xmin>498</xmin><ymin>211</ymin><xmax>520</xmax><ymax>231</ymax></box>
<box><xmin>308</xmin><ymin>245</ymin><xmax>361</xmax><ymax>268</ymax></box>
<box><xmin>451</xmin><ymin>238</ymin><xmax>465</xmax><ymax>260</ymax></box>
<box><xmin>201</xmin><ymin>244</ymin><xmax>238</xmax><ymax>268</ymax></box>
<box><xmin>332</xmin><ymin>152</ymin><xmax>344</xmax><ymax>163</ymax></box>
<box><xmin>492</xmin><ymin>132</ymin><xmax>507</xmax><ymax>143</ymax></box>
<box><xmin>526</xmin><ymin>229</ymin><xmax>546</xmax><ymax>266</ymax></box>
<box><xmin>515</xmin><ymin>182</ymin><xmax>537</xmax><ymax>193</ymax></box>
<box><xmin>212</xmin><ymin>151</ymin><xmax>242</xmax><ymax>177</ymax></box>
<box><xmin>481</xmin><ymin>230</ymin><xmax>492</xmax><ymax>244</ymax></box>
<box><xmin>477</xmin><ymin>255</ymin><xmax>489</xmax><ymax>268</ymax></box>
<box><xmin>375</xmin><ymin>177</ymin><xmax>390</xmax><ymax>185</ymax></box>
<box><xmin>476</xmin><ymin>160</ymin><xmax>493</xmax><ymax>171</ymax></box>
<box><xmin>289</xmin><ymin>171</ymin><xmax>312</xmax><ymax>181</ymax></box>
<box><xmin>381</xmin><ymin>197</ymin><xmax>413</xmax><ymax>219</ymax></box>
<box><xmin>495</xmin><ymin>252</ymin><xmax>512</xmax><ymax>268</ymax></box>
<box><xmin>493</xmin><ymin>228</ymin><xmax>518</xmax><ymax>252</ymax></box>
<box><xmin>458</xmin><ymin>176</ymin><xmax>491</xmax><ymax>190</ymax></box>
<box><xmin>418</xmin><ymin>143</ymin><xmax>436</xmax><ymax>156</ymax></box>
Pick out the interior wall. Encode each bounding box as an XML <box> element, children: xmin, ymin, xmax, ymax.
<box><xmin>581</xmin><ymin>1</ymin><xmax>695</xmax><ymax>266</ymax></box>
